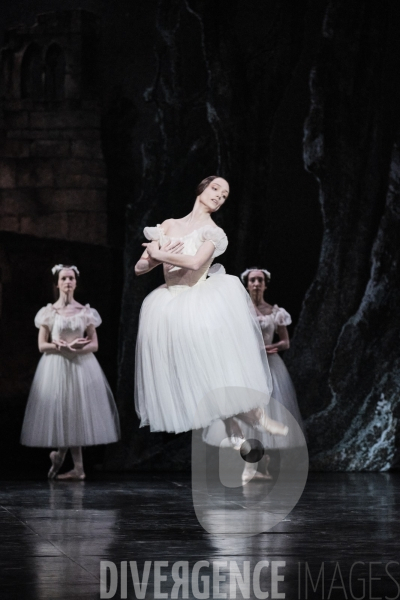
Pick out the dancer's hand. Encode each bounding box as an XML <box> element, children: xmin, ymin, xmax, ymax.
<box><xmin>161</xmin><ymin>240</ymin><xmax>184</xmax><ymax>254</ymax></box>
<box><xmin>142</xmin><ymin>240</ymin><xmax>160</xmax><ymax>259</ymax></box>
<box><xmin>265</xmin><ymin>345</ymin><xmax>279</xmax><ymax>354</ymax></box>
<box><xmin>162</xmin><ymin>240</ymin><xmax>184</xmax><ymax>271</ymax></box>
<box><xmin>69</xmin><ymin>337</ymin><xmax>91</xmax><ymax>350</ymax></box>
<box><xmin>143</xmin><ymin>240</ymin><xmax>184</xmax><ymax>268</ymax></box>
<box><xmin>52</xmin><ymin>339</ymin><xmax>68</xmax><ymax>351</ymax></box>
<box><xmin>52</xmin><ymin>339</ymin><xmax>79</xmax><ymax>355</ymax></box>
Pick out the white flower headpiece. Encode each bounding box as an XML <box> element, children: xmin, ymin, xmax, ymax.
<box><xmin>240</xmin><ymin>267</ymin><xmax>271</xmax><ymax>283</ymax></box>
<box><xmin>51</xmin><ymin>264</ymin><xmax>80</xmax><ymax>276</ymax></box>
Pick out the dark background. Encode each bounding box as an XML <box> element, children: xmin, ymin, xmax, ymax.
<box><xmin>0</xmin><ymin>0</ymin><xmax>399</xmax><ymax>474</ymax></box>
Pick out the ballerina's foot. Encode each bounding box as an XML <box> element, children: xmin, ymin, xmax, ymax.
<box><xmin>242</xmin><ymin>463</ymin><xmax>256</xmax><ymax>484</ymax></box>
<box><xmin>56</xmin><ymin>469</ymin><xmax>86</xmax><ymax>481</ymax></box>
<box><xmin>259</xmin><ymin>412</ymin><xmax>288</xmax><ymax>436</ymax></box>
<box><xmin>230</xmin><ymin>436</ymin><xmax>246</xmax><ymax>451</ymax></box>
<box><xmin>250</xmin><ymin>471</ymin><xmax>273</xmax><ymax>481</ymax></box>
<box><xmin>242</xmin><ymin>463</ymin><xmax>272</xmax><ymax>484</ymax></box>
<box><xmin>48</xmin><ymin>451</ymin><xmax>64</xmax><ymax>479</ymax></box>
<box><xmin>242</xmin><ymin>454</ymin><xmax>273</xmax><ymax>483</ymax></box>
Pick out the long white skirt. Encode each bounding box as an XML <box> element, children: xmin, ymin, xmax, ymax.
<box><xmin>135</xmin><ymin>274</ymin><xmax>273</xmax><ymax>433</ymax></box>
<box><xmin>203</xmin><ymin>352</ymin><xmax>305</xmax><ymax>449</ymax></box>
<box><xmin>20</xmin><ymin>353</ymin><xmax>120</xmax><ymax>447</ymax></box>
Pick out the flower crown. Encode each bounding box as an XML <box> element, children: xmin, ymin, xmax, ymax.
<box><xmin>240</xmin><ymin>267</ymin><xmax>271</xmax><ymax>283</ymax></box>
<box><xmin>51</xmin><ymin>264</ymin><xmax>80</xmax><ymax>276</ymax></box>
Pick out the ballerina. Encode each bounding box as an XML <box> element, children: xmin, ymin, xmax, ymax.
<box><xmin>205</xmin><ymin>267</ymin><xmax>305</xmax><ymax>482</ymax></box>
<box><xmin>20</xmin><ymin>265</ymin><xmax>120</xmax><ymax>480</ymax></box>
<box><xmin>134</xmin><ymin>175</ymin><xmax>288</xmax><ymax>436</ymax></box>
<box><xmin>242</xmin><ymin>267</ymin><xmax>304</xmax><ymax>437</ymax></box>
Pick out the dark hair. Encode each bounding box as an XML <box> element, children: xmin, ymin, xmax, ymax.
<box><xmin>52</xmin><ymin>265</ymin><xmax>79</xmax><ymax>285</ymax></box>
<box><xmin>242</xmin><ymin>267</ymin><xmax>270</xmax><ymax>288</ymax></box>
<box><xmin>195</xmin><ymin>175</ymin><xmax>221</xmax><ymax>197</ymax></box>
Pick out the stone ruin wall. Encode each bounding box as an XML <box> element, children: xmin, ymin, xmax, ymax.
<box><xmin>0</xmin><ymin>10</ymin><xmax>108</xmax><ymax>245</ymax></box>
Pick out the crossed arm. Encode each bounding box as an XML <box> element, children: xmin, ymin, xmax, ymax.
<box><xmin>135</xmin><ymin>239</ymin><xmax>215</xmax><ymax>276</ymax></box>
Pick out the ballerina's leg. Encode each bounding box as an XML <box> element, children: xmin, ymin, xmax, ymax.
<box><xmin>48</xmin><ymin>447</ymin><xmax>68</xmax><ymax>479</ymax></box>
<box><xmin>236</xmin><ymin>407</ymin><xmax>289</xmax><ymax>437</ymax></box>
<box><xmin>57</xmin><ymin>446</ymin><xmax>86</xmax><ymax>481</ymax></box>
<box><xmin>223</xmin><ymin>417</ymin><xmax>245</xmax><ymax>439</ymax></box>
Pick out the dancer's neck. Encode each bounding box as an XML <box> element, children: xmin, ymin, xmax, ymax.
<box><xmin>250</xmin><ymin>291</ymin><xmax>265</xmax><ymax>307</ymax></box>
<box><xmin>184</xmin><ymin>200</ymin><xmax>213</xmax><ymax>227</ymax></box>
<box><xmin>55</xmin><ymin>291</ymin><xmax>75</xmax><ymax>307</ymax></box>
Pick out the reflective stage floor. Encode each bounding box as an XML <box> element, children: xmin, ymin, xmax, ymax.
<box><xmin>0</xmin><ymin>472</ymin><xmax>399</xmax><ymax>599</ymax></box>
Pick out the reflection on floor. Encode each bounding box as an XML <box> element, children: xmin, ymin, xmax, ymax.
<box><xmin>0</xmin><ymin>472</ymin><xmax>399</xmax><ymax>599</ymax></box>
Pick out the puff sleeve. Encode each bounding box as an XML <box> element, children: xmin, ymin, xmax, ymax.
<box><xmin>84</xmin><ymin>305</ymin><xmax>102</xmax><ymax>328</ymax></box>
<box><xmin>34</xmin><ymin>305</ymin><xmax>55</xmax><ymax>330</ymax></box>
<box><xmin>143</xmin><ymin>224</ymin><xmax>163</xmax><ymax>242</ymax></box>
<box><xmin>273</xmin><ymin>306</ymin><xmax>292</xmax><ymax>331</ymax></box>
<box><xmin>200</xmin><ymin>226</ymin><xmax>228</xmax><ymax>258</ymax></box>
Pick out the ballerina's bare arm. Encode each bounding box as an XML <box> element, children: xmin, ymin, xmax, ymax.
<box><xmin>135</xmin><ymin>239</ymin><xmax>185</xmax><ymax>276</ymax></box>
<box><xmin>38</xmin><ymin>323</ymin><xmax>98</xmax><ymax>355</ymax></box>
<box><xmin>143</xmin><ymin>238</ymin><xmax>215</xmax><ymax>271</ymax></box>
<box><xmin>38</xmin><ymin>325</ymin><xmax>63</xmax><ymax>353</ymax></box>
<box><xmin>53</xmin><ymin>325</ymin><xmax>98</xmax><ymax>356</ymax></box>
<box><xmin>66</xmin><ymin>325</ymin><xmax>98</xmax><ymax>354</ymax></box>
<box><xmin>265</xmin><ymin>325</ymin><xmax>290</xmax><ymax>354</ymax></box>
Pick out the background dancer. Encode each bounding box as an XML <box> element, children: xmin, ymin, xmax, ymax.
<box><xmin>20</xmin><ymin>265</ymin><xmax>120</xmax><ymax>480</ymax></box>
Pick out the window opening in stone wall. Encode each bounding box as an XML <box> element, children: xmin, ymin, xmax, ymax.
<box><xmin>44</xmin><ymin>43</ymin><xmax>65</xmax><ymax>101</ymax></box>
<box><xmin>20</xmin><ymin>43</ymin><xmax>43</xmax><ymax>99</ymax></box>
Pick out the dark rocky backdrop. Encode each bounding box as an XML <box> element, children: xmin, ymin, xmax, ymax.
<box><xmin>285</xmin><ymin>1</ymin><xmax>400</xmax><ymax>470</ymax></box>
<box><xmin>0</xmin><ymin>0</ymin><xmax>398</xmax><ymax>473</ymax></box>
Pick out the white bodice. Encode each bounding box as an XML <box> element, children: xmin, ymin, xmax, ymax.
<box><xmin>256</xmin><ymin>305</ymin><xmax>291</xmax><ymax>345</ymax></box>
<box><xmin>143</xmin><ymin>223</ymin><xmax>228</xmax><ymax>287</ymax></box>
<box><xmin>34</xmin><ymin>304</ymin><xmax>102</xmax><ymax>344</ymax></box>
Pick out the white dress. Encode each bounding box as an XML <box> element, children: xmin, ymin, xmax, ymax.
<box><xmin>203</xmin><ymin>305</ymin><xmax>305</xmax><ymax>448</ymax></box>
<box><xmin>135</xmin><ymin>223</ymin><xmax>273</xmax><ymax>433</ymax></box>
<box><xmin>256</xmin><ymin>306</ymin><xmax>305</xmax><ymax>446</ymax></box>
<box><xmin>20</xmin><ymin>304</ymin><xmax>120</xmax><ymax>447</ymax></box>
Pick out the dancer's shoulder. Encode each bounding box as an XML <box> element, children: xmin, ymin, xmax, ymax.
<box><xmin>272</xmin><ymin>305</ymin><xmax>292</xmax><ymax>327</ymax></box>
<box><xmin>34</xmin><ymin>304</ymin><xmax>55</xmax><ymax>329</ymax></box>
<box><xmin>159</xmin><ymin>218</ymin><xmax>175</xmax><ymax>234</ymax></box>
<box><xmin>200</xmin><ymin>224</ymin><xmax>228</xmax><ymax>258</ymax></box>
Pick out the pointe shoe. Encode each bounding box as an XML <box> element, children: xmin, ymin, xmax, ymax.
<box><xmin>252</xmin><ymin>471</ymin><xmax>273</xmax><ymax>481</ymax></box>
<box><xmin>48</xmin><ymin>451</ymin><xmax>64</xmax><ymax>479</ymax></box>
<box><xmin>252</xmin><ymin>454</ymin><xmax>273</xmax><ymax>480</ymax></box>
<box><xmin>242</xmin><ymin>462</ymin><xmax>257</xmax><ymax>484</ymax></box>
<box><xmin>56</xmin><ymin>469</ymin><xmax>86</xmax><ymax>481</ymax></box>
<box><xmin>242</xmin><ymin>457</ymin><xmax>273</xmax><ymax>484</ymax></box>
<box><xmin>258</xmin><ymin>411</ymin><xmax>288</xmax><ymax>436</ymax></box>
<box><xmin>230</xmin><ymin>436</ymin><xmax>245</xmax><ymax>451</ymax></box>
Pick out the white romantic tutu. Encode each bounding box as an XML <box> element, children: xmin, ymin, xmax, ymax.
<box><xmin>135</xmin><ymin>273</ymin><xmax>273</xmax><ymax>433</ymax></box>
<box><xmin>266</xmin><ymin>353</ymin><xmax>305</xmax><ymax>446</ymax></box>
<box><xmin>203</xmin><ymin>352</ymin><xmax>305</xmax><ymax>449</ymax></box>
<box><xmin>20</xmin><ymin>353</ymin><xmax>120</xmax><ymax>447</ymax></box>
